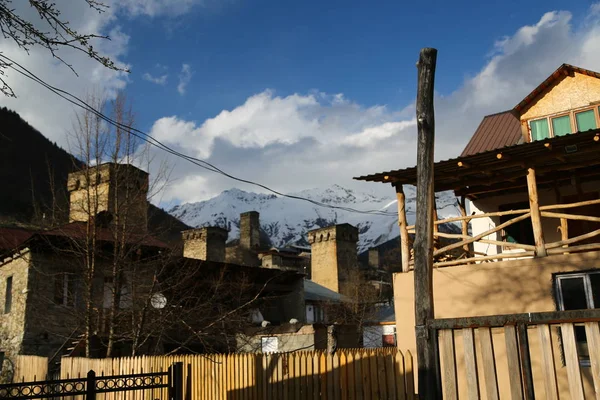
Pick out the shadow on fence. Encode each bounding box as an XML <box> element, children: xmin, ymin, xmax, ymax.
<box><xmin>59</xmin><ymin>348</ymin><xmax>416</xmax><ymax>400</ymax></box>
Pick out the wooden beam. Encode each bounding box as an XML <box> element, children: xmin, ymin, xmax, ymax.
<box><xmin>396</xmin><ymin>185</ymin><xmax>411</xmax><ymax>273</ymax></box>
<box><xmin>414</xmin><ymin>47</ymin><xmax>438</xmax><ymax>400</ymax></box>
<box><xmin>526</xmin><ymin>168</ymin><xmax>547</xmax><ymax>256</ymax></box>
<box><xmin>458</xmin><ymin>196</ymin><xmax>470</xmax><ymax>256</ymax></box>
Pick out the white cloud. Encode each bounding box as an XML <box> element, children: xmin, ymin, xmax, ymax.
<box><xmin>143</xmin><ymin>73</ymin><xmax>168</xmax><ymax>85</ymax></box>
<box><xmin>119</xmin><ymin>0</ymin><xmax>207</xmax><ymax>17</ymax></box>
<box><xmin>0</xmin><ymin>0</ymin><xmax>130</xmax><ymax>145</ymax></box>
<box><xmin>177</xmin><ymin>64</ymin><xmax>193</xmax><ymax>95</ymax></box>
<box><xmin>149</xmin><ymin>4</ymin><xmax>600</xmax><ymax>204</ymax></box>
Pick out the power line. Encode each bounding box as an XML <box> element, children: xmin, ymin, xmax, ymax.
<box><xmin>0</xmin><ymin>54</ymin><xmax>398</xmax><ymax>217</ymax></box>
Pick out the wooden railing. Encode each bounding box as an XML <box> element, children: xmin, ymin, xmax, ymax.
<box><xmin>405</xmin><ymin>198</ymin><xmax>600</xmax><ymax>268</ymax></box>
<box><xmin>432</xmin><ymin>309</ymin><xmax>600</xmax><ymax>399</ymax></box>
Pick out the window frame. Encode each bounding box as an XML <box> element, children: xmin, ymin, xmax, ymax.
<box><xmin>528</xmin><ymin>105</ymin><xmax>600</xmax><ymax>142</ymax></box>
<box><xmin>4</xmin><ymin>276</ymin><xmax>13</xmax><ymax>314</ymax></box>
<box><xmin>550</xmin><ymin>113</ymin><xmax>573</xmax><ymax>137</ymax></box>
<box><xmin>554</xmin><ymin>270</ymin><xmax>600</xmax><ymax>367</ymax></box>
<box><xmin>54</xmin><ymin>273</ymin><xmax>76</xmax><ymax>307</ymax></box>
<box><xmin>555</xmin><ymin>271</ymin><xmax>600</xmax><ymax>310</ymax></box>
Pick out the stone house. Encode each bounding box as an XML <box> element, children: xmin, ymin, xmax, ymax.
<box><xmin>0</xmin><ymin>163</ymin><xmax>305</xmax><ymax>368</ymax></box>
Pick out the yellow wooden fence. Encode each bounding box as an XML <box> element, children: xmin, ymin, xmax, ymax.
<box><xmin>61</xmin><ymin>348</ymin><xmax>416</xmax><ymax>400</ymax></box>
<box><xmin>12</xmin><ymin>355</ymin><xmax>48</xmax><ymax>382</ymax></box>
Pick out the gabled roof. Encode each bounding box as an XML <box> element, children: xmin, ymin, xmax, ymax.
<box><xmin>304</xmin><ymin>279</ymin><xmax>349</xmax><ymax>302</ymax></box>
<box><xmin>0</xmin><ymin>222</ymin><xmax>169</xmax><ymax>259</ymax></box>
<box><xmin>0</xmin><ymin>227</ymin><xmax>34</xmax><ymax>253</ymax></box>
<box><xmin>354</xmin><ymin>128</ymin><xmax>600</xmax><ymax>198</ymax></box>
<box><xmin>460</xmin><ymin>111</ymin><xmax>522</xmax><ymax>157</ymax></box>
<box><xmin>42</xmin><ymin>222</ymin><xmax>169</xmax><ymax>248</ymax></box>
<box><xmin>513</xmin><ymin>64</ymin><xmax>600</xmax><ymax>113</ymax></box>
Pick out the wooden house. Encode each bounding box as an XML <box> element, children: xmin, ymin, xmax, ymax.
<box><xmin>355</xmin><ymin>64</ymin><xmax>600</xmax><ymax>398</ymax></box>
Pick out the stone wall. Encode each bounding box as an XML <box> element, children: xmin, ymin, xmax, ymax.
<box><xmin>182</xmin><ymin>227</ymin><xmax>227</xmax><ymax>262</ymax></box>
<box><xmin>0</xmin><ymin>251</ymin><xmax>31</xmax><ymax>359</ymax></box>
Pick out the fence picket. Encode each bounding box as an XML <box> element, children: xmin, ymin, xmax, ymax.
<box><xmin>440</xmin><ymin>329</ymin><xmax>458</xmax><ymax>400</ymax></box>
<box><xmin>562</xmin><ymin>323</ymin><xmax>585</xmax><ymax>399</ymax></box>
<box><xmin>461</xmin><ymin>328</ymin><xmax>479</xmax><ymax>400</ymax></box>
<box><xmin>537</xmin><ymin>324</ymin><xmax>558</xmax><ymax>400</ymax></box>
<box><xmin>585</xmin><ymin>322</ymin><xmax>600</xmax><ymax>400</ymax></box>
<box><xmin>479</xmin><ymin>327</ymin><xmax>500</xmax><ymax>400</ymax></box>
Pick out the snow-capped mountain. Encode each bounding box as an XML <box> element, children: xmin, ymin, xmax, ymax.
<box><xmin>168</xmin><ymin>185</ymin><xmax>460</xmax><ymax>253</ymax></box>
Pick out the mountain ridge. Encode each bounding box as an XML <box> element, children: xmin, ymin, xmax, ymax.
<box><xmin>169</xmin><ymin>185</ymin><xmax>461</xmax><ymax>253</ymax></box>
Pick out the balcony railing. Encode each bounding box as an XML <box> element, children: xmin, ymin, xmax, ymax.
<box><xmin>404</xmin><ymin>197</ymin><xmax>600</xmax><ymax>268</ymax></box>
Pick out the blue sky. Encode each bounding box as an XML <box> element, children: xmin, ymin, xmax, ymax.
<box><xmin>1</xmin><ymin>0</ymin><xmax>599</xmax><ymax>205</ymax></box>
<box><xmin>124</xmin><ymin>0</ymin><xmax>591</xmax><ymax>129</ymax></box>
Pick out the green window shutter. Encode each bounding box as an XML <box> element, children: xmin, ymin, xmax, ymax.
<box><xmin>576</xmin><ymin>110</ymin><xmax>597</xmax><ymax>132</ymax></box>
<box><xmin>552</xmin><ymin>115</ymin><xmax>571</xmax><ymax>136</ymax></box>
<box><xmin>530</xmin><ymin>119</ymin><xmax>550</xmax><ymax>141</ymax></box>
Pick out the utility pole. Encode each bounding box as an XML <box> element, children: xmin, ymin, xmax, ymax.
<box><xmin>414</xmin><ymin>47</ymin><xmax>439</xmax><ymax>399</ymax></box>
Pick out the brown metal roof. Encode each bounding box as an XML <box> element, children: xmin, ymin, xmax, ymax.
<box><xmin>354</xmin><ymin>129</ymin><xmax>600</xmax><ymax>198</ymax></box>
<box><xmin>460</xmin><ymin>111</ymin><xmax>522</xmax><ymax>157</ymax></box>
<box><xmin>0</xmin><ymin>227</ymin><xmax>34</xmax><ymax>252</ymax></box>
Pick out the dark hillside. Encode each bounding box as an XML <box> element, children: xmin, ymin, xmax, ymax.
<box><xmin>0</xmin><ymin>107</ymin><xmax>190</xmax><ymax>244</ymax></box>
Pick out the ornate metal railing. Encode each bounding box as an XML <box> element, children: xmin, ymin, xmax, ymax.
<box><xmin>0</xmin><ymin>362</ymin><xmax>184</xmax><ymax>400</ymax></box>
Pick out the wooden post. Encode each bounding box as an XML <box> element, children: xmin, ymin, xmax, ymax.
<box><xmin>458</xmin><ymin>196</ymin><xmax>470</xmax><ymax>256</ymax></box>
<box><xmin>553</xmin><ymin>181</ymin><xmax>569</xmax><ymax>253</ymax></box>
<box><xmin>414</xmin><ymin>47</ymin><xmax>439</xmax><ymax>400</ymax></box>
<box><xmin>526</xmin><ymin>168</ymin><xmax>547</xmax><ymax>257</ymax></box>
<box><xmin>396</xmin><ymin>184</ymin><xmax>411</xmax><ymax>272</ymax></box>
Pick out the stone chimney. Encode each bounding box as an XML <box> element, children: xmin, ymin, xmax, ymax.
<box><xmin>240</xmin><ymin>211</ymin><xmax>260</xmax><ymax>250</ymax></box>
<box><xmin>368</xmin><ymin>248</ymin><xmax>380</xmax><ymax>269</ymax></box>
<box><xmin>67</xmin><ymin>163</ymin><xmax>149</xmax><ymax>232</ymax></box>
<box><xmin>307</xmin><ymin>223</ymin><xmax>359</xmax><ymax>294</ymax></box>
<box><xmin>182</xmin><ymin>227</ymin><xmax>228</xmax><ymax>262</ymax></box>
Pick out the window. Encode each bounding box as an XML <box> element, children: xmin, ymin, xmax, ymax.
<box><xmin>499</xmin><ymin>202</ymin><xmax>535</xmax><ymax>246</ymax></box>
<box><xmin>530</xmin><ymin>118</ymin><xmax>550</xmax><ymax>141</ymax></box>
<box><xmin>575</xmin><ymin>109</ymin><xmax>597</xmax><ymax>132</ymax></box>
<box><xmin>306</xmin><ymin>304</ymin><xmax>326</xmax><ymax>324</ymax></box>
<box><xmin>528</xmin><ymin>106</ymin><xmax>600</xmax><ymax>142</ymax></box>
<box><xmin>551</xmin><ymin>115</ymin><xmax>572</xmax><ymax>136</ymax></box>
<box><xmin>103</xmin><ymin>277</ymin><xmax>132</xmax><ymax>309</ymax></box>
<box><xmin>54</xmin><ymin>273</ymin><xmax>75</xmax><ymax>307</ymax></box>
<box><xmin>555</xmin><ymin>271</ymin><xmax>600</xmax><ymax>365</ymax></box>
<box><xmin>4</xmin><ymin>276</ymin><xmax>12</xmax><ymax>314</ymax></box>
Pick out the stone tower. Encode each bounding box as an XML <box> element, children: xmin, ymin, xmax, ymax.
<box><xmin>240</xmin><ymin>211</ymin><xmax>260</xmax><ymax>250</ymax></box>
<box><xmin>307</xmin><ymin>223</ymin><xmax>359</xmax><ymax>294</ymax></box>
<box><xmin>67</xmin><ymin>163</ymin><xmax>149</xmax><ymax>232</ymax></box>
<box><xmin>182</xmin><ymin>227</ymin><xmax>228</xmax><ymax>262</ymax></box>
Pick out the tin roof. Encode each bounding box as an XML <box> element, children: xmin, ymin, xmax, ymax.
<box><xmin>460</xmin><ymin>111</ymin><xmax>522</xmax><ymax>157</ymax></box>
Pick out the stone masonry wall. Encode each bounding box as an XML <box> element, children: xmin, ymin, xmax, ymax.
<box><xmin>0</xmin><ymin>252</ymin><xmax>31</xmax><ymax>359</ymax></box>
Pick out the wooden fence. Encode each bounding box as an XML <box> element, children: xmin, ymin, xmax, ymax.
<box><xmin>434</xmin><ymin>309</ymin><xmax>600</xmax><ymax>399</ymax></box>
<box><xmin>11</xmin><ymin>355</ymin><xmax>48</xmax><ymax>382</ymax></box>
<box><xmin>61</xmin><ymin>348</ymin><xmax>416</xmax><ymax>400</ymax></box>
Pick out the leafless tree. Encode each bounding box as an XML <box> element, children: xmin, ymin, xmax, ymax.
<box><xmin>0</xmin><ymin>0</ymin><xmax>125</xmax><ymax>97</ymax></box>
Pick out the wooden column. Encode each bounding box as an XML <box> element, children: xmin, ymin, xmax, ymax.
<box><xmin>459</xmin><ymin>196</ymin><xmax>470</xmax><ymax>257</ymax></box>
<box><xmin>396</xmin><ymin>185</ymin><xmax>411</xmax><ymax>272</ymax></box>
<box><xmin>554</xmin><ymin>182</ymin><xmax>569</xmax><ymax>252</ymax></box>
<box><xmin>526</xmin><ymin>168</ymin><xmax>547</xmax><ymax>257</ymax></box>
<box><xmin>414</xmin><ymin>47</ymin><xmax>439</xmax><ymax>400</ymax></box>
